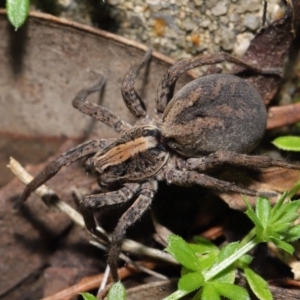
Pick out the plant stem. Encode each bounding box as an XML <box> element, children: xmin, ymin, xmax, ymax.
<box><xmin>239</xmin><ymin>228</ymin><xmax>256</xmax><ymax>247</ymax></box>
<box><xmin>203</xmin><ymin>236</ymin><xmax>260</xmax><ymax>281</ymax></box>
<box><xmin>163</xmin><ymin>289</ymin><xmax>190</xmax><ymax>300</ymax></box>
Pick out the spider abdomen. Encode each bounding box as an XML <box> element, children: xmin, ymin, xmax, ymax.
<box><xmin>161</xmin><ymin>74</ymin><xmax>267</xmax><ymax>157</ymax></box>
<box><xmin>93</xmin><ymin>125</ymin><xmax>169</xmax><ymax>184</ymax></box>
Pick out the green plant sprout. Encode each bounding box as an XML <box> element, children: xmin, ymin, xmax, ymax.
<box><xmin>6</xmin><ymin>0</ymin><xmax>29</xmax><ymax>30</ymax></box>
<box><xmin>164</xmin><ymin>192</ymin><xmax>300</xmax><ymax>300</ymax></box>
<box><xmin>81</xmin><ymin>192</ymin><xmax>300</xmax><ymax>300</ymax></box>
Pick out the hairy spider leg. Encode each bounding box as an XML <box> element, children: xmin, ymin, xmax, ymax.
<box><xmin>73</xmin><ymin>76</ymin><xmax>131</xmax><ymax>133</ymax></box>
<box><xmin>121</xmin><ymin>49</ymin><xmax>152</xmax><ymax>120</ymax></box>
<box><xmin>155</xmin><ymin>51</ymin><xmax>282</xmax><ymax>114</ymax></box>
<box><xmin>15</xmin><ymin>139</ymin><xmax>111</xmax><ymax>207</ymax></box>
<box><xmin>79</xmin><ymin>183</ymin><xmax>141</xmax><ymax>234</ymax></box>
<box><xmin>79</xmin><ymin>180</ymin><xmax>157</xmax><ymax>281</ymax></box>
<box><xmin>186</xmin><ymin>150</ymin><xmax>300</xmax><ymax>172</ymax></box>
<box><xmin>164</xmin><ymin>169</ymin><xmax>276</xmax><ymax>198</ymax></box>
<box><xmin>108</xmin><ymin>180</ymin><xmax>158</xmax><ymax>281</ymax></box>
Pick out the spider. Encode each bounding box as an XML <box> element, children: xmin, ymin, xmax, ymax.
<box><xmin>16</xmin><ymin>50</ymin><xmax>300</xmax><ymax>281</ymax></box>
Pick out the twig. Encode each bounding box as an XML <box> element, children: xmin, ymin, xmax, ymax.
<box><xmin>98</xmin><ymin>265</ymin><xmax>110</xmax><ymax>293</ymax></box>
<box><xmin>262</xmin><ymin>0</ymin><xmax>267</xmax><ymax>27</ymax></box>
<box><xmin>90</xmin><ymin>240</ymin><xmax>169</xmax><ymax>280</ymax></box>
<box><xmin>8</xmin><ymin>157</ymin><xmax>85</xmax><ymax>227</ymax></box>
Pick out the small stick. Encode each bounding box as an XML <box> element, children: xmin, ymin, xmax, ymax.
<box><xmin>90</xmin><ymin>240</ymin><xmax>170</xmax><ymax>280</ymax></box>
<box><xmin>262</xmin><ymin>0</ymin><xmax>267</xmax><ymax>27</ymax></box>
<box><xmin>8</xmin><ymin>157</ymin><xmax>85</xmax><ymax>227</ymax></box>
<box><xmin>98</xmin><ymin>265</ymin><xmax>110</xmax><ymax>293</ymax></box>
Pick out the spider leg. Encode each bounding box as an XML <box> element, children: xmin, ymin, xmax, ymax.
<box><xmin>155</xmin><ymin>51</ymin><xmax>282</xmax><ymax>113</ymax></box>
<box><xmin>16</xmin><ymin>139</ymin><xmax>111</xmax><ymax>208</ymax></box>
<box><xmin>73</xmin><ymin>77</ymin><xmax>131</xmax><ymax>133</ymax></box>
<box><xmin>121</xmin><ymin>49</ymin><xmax>152</xmax><ymax>120</ymax></box>
<box><xmin>108</xmin><ymin>180</ymin><xmax>158</xmax><ymax>281</ymax></box>
<box><xmin>186</xmin><ymin>151</ymin><xmax>300</xmax><ymax>172</ymax></box>
<box><xmin>79</xmin><ymin>182</ymin><xmax>141</xmax><ymax>234</ymax></box>
<box><xmin>164</xmin><ymin>169</ymin><xmax>276</xmax><ymax>198</ymax></box>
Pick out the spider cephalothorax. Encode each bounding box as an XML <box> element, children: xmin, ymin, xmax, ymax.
<box><xmin>90</xmin><ymin>125</ymin><xmax>168</xmax><ymax>185</ymax></box>
<box><xmin>16</xmin><ymin>50</ymin><xmax>300</xmax><ymax>281</ymax></box>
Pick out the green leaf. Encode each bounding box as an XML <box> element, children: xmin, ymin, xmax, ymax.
<box><xmin>256</xmin><ymin>198</ymin><xmax>271</xmax><ymax>228</ymax></box>
<box><xmin>194</xmin><ymin>252</ymin><xmax>219</xmax><ymax>272</ymax></box>
<box><xmin>282</xmin><ymin>200</ymin><xmax>300</xmax><ymax>217</ymax></box>
<box><xmin>81</xmin><ymin>293</ymin><xmax>98</xmax><ymax>300</ymax></box>
<box><xmin>272</xmin><ymin>136</ymin><xmax>300</xmax><ymax>152</ymax></box>
<box><xmin>108</xmin><ymin>281</ymin><xmax>126</xmax><ymax>300</ymax></box>
<box><xmin>270</xmin><ymin>237</ymin><xmax>295</xmax><ymax>254</ymax></box>
<box><xmin>237</xmin><ymin>254</ymin><xmax>253</xmax><ymax>269</ymax></box>
<box><xmin>272</xmin><ymin>222</ymin><xmax>292</xmax><ymax>234</ymax></box>
<box><xmin>211</xmin><ymin>266</ymin><xmax>236</xmax><ymax>284</ymax></box>
<box><xmin>286</xmin><ymin>224</ymin><xmax>300</xmax><ymax>242</ymax></box>
<box><xmin>273</xmin><ymin>210</ymin><xmax>299</xmax><ymax>228</ymax></box>
<box><xmin>286</xmin><ymin>200</ymin><xmax>300</xmax><ymax>213</ymax></box>
<box><xmin>213</xmin><ymin>282</ymin><xmax>250</xmax><ymax>300</ymax></box>
<box><xmin>239</xmin><ymin>254</ymin><xmax>253</xmax><ymax>265</ymax></box>
<box><xmin>244</xmin><ymin>267</ymin><xmax>272</xmax><ymax>300</ymax></box>
<box><xmin>200</xmin><ymin>283</ymin><xmax>220</xmax><ymax>300</ymax></box>
<box><xmin>6</xmin><ymin>0</ymin><xmax>29</xmax><ymax>30</ymax></box>
<box><xmin>192</xmin><ymin>236</ymin><xmax>219</xmax><ymax>253</ymax></box>
<box><xmin>271</xmin><ymin>191</ymin><xmax>288</xmax><ymax>217</ymax></box>
<box><xmin>166</xmin><ymin>235</ymin><xmax>201</xmax><ymax>272</ymax></box>
<box><xmin>178</xmin><ymin>272</ymin><xmax>204</xmax><ymax>292</ymax></box>
<box><xmin>243</xmin><ymin>196</ymin><xmax>263</xmax><ymax>229</ymax></box>
<box><xmin>216</xmin><ymin>242</ymin><xmax>239</xmax><ymax>263</ymax></box>
<box><xmin>189</xmin><ymin>238</ymin><xmax>219</xmax><ymax>272</ymax></box>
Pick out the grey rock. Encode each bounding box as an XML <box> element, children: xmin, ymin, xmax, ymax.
<box><xmin>211</xmin><ymin>2</ymin><xmax>228</xmax><ymax>16</ymax></box>
<box><xmin>244</xmin><ymin>14</ymin><xmax>260</xmax><ymax>31</ymax></box>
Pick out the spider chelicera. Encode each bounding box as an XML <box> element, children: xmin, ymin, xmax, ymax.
<box><xmin>16</xmin><ymin>50</ymin><xmax>300</xmax><ymax>280</ymax></box>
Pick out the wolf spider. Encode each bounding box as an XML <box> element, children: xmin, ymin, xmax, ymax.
<box><xmin>16</xmin><ymin>50</ymin><xmax>299</xmax><ymax>281</ymax></box>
